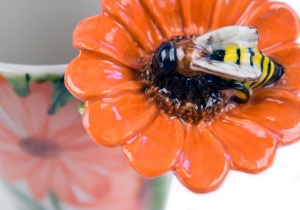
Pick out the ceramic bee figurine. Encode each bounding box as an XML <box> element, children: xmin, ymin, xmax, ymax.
<box><xmin>151</xmin><ymin>26</ymin><xmax>284</xmax><ymax>104</ymax></box>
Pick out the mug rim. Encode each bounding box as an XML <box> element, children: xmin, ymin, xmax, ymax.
<box><xmin>0</xmin><ymin>61</ymin><xmax>66</xmax><ymax>75</ymax></box>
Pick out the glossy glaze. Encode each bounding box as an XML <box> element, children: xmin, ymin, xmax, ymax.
<box><xmin>65</xmin><ymin>0</ymin><xmax>300</xmax><ymax>193</ymax></box>
<box><xmin>265</xmin><ymin>42</ymin><xmax>300</xmax><ymax>92</ymax></box>
<box><xmin>237</xmin><ymin>2</ymin><xmax>300</xmax><ymax>49</ymax></box>
<box><xmin>228</xmin><ymin>89</ymin><xmax>300</xmax><ymax>144</ymax></box>
<box><xmin>84</xmin><ymin>93</ymin><xmax>156</xmax><ymax>147</ymax></box>
<box><xmin>175</xmin><ymin>123</ymin><xmax>230</xmax><ymax>193</ymax></box>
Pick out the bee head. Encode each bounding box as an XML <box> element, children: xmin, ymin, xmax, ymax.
<box><xmin>151</xmin><ymin>42</ymin><xmax>177</xmax><ymax>75</ymax></box>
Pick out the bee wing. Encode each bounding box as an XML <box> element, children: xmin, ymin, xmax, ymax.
<box><xmin>191</xmin><ymin>26</ymin><xmax>260</xmax><ymax>81</ymax></box>
<box><xmin>191</xmin><ymin>59</ymin><xmax>261</xmax><ymax>81</ymax></box>
<box><xmin>194</xmin><ymin>26</ymin><xmax>259</xmax><ymax>54</ymax></box>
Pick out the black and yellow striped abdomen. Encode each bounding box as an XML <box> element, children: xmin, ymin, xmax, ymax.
<box><xmin>210</xmin><ymin>45</ymin><xmax>284</xmax><ymax>103</ymax></box>
<box><xmin>242</xmin><ymin>50</ymin><xmax>274</xmax><ymax>90</ymax></box>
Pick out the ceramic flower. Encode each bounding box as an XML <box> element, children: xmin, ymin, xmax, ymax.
<box><xmin>0</xmin><ymin>77</ymin><xmax>142</xmax><ymax>209</ymax></box>
<box><xmin>65</xmin><ymin>0</ymin><xmax>300</xmax><ymax>193</ymax></box>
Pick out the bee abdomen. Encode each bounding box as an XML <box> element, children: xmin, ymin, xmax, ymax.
<box><xmin>249</xmin><ymin>51</ymin><xmax>285</xmax><ymax>90</ymax></box>
<box><xmin>264</xmin><ymin>61</ymin><xmax>285</xmax><ymax>86</ymax></box>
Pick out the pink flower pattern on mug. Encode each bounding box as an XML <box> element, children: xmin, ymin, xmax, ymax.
<box><xmin>0</xmin><ymin>77</ymin><xmax>142</xmax><ymax>209</ymax></box>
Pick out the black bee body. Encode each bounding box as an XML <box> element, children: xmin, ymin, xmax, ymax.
<box><xmin>150</xmin><ymin>41</ymin><xmax>222</xmax><ymax>110</ymax></box>
<box><xmin>145</xmin><ymin>26</ymin><xmax>285</xmax><ymax>122</ymax></box>
<box><xmin>150</xmin><ymin>26</ymin><xmax>285</xmax><ymax>105</ymax></box>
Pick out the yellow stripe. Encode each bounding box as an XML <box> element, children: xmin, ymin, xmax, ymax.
<box><xmin>265</xmin><ymin>61</ymin><xmax>275</xmax><ymax>85</ymax></box>
<box><xmin>253</xmin><ymin>52</ymin><xmax>262</xmax><ymax>69</ymax></box>
<box><xmin>243</xmin><ymin>81</ymin><xmax>253</xmax><ymax>88</ymax></box>
<box><xmin>220</xmin><ymin>47</ymin><xmax>275</xmax><ymax>94</ymax></box>
<box><xmin>251</xmin><ymin>56</ymin><xmax>270</xmax><ymax>89</ymax></box>
<box><xmin>234</xmin><ymin>88</ymin><xmax>253</xmax><ymax>100</ymax></box>
<box><xmin>240</xmin><ymin>48</ymin><xmax>251</xmax><ymax>66</ymax></box>
<box><xmin>234</xmin><ymin>90</ymin><xmax>247</xmax><ymax>100</ymax></box>
<box><xmin>224</xmin><ymin>45</ymin><xmax>238</xmax><ymax>63</ymax></box>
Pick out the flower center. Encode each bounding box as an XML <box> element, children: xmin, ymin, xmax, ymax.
<box><xmin>19</xmin><ymin>138</ymin><xmax>60</xmax><ymax>158</ymax></box>
<box><xmin>143</xmin><ymin>36</ymin><xmax>224</xmax><ymax>124</ymax></box>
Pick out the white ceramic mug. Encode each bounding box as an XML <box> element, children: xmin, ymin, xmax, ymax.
<box><xmin>0</xmin><ymin>1</ymin><xmax>168</xmax><ymax>209</ymax></box>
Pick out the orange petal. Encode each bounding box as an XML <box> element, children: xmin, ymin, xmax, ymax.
<box><xmin>123</xmin><ymin>113</ymin><xmax>184</xmax><ymax>177</ymax></box>
<box><xmin>264</xmin><ymin>42</ymin><xmax>300</xmax><ymax>92</ymax></box>
<box><xmin>229</xmin><ymin>89</ymin><xmax>300</xmax><ymax>145</ymax></box>
<box><xmin>208</xmin><ymin>114</ymin><xmax>279</xmax><ymax>173</ymax></box>
<box><xmin>83</xmin><ymin>93</ymin><xmax>156</xmax><ymax>147</ymax></box>
<box><xmin>237</xmin><ymin>2</ymin><xmax>300</xmax><ymax>50</ymax></box>
<box><xmin>174</xmin><ymin>124</ymin><xmax>230</xmax><ymax>193</ymax></box>
<box><xmin>102</xmin><ymin>0</ymin><xmax>163</xmax><ymax>52</ymax></box>
<box><xmin>65</xmin><ymin>52</ymin><xmax>142</xmax><ymax>101</ymax></box>
<box><xmin>73</xmin><ymin>14</ymin><xmax>148</xmax><ymax>69</ymax></box>
<box><xmin>210</xmin><ymin>0</ymin><xmax>266</xmax><ymax>30</ymax></box>
<box><xmin>141</xmin><ymin>0</ymin><xmax>184</xmax><ymax>38</ymax></box>
<box><xmin>179</xmin><ymin>0</ymin><xmax>215</xmax><ymax>35</ymax></box>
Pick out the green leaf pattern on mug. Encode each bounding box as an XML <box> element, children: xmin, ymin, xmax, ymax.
<box><xmin>1</xmin><ymin>179</ymin><xmax>45</xmax><ymax>210</ymax></box>
<box><xmin>47</xmin><ymin>80</ymin><xmax>74</xmax><ymax>115</ymax></box>
<box><xmin>5</xmin><ymin>73</ymin><xmax>30</xmax><ymax>97</ymax></box>
<box><xmin>48</xmin><ymin>191</ymin><xmax>63</xmax><ymax>210</ymax></box>
<box><xmin>2</xmin><ymin>73</ymin><xmax>74</xmax><ymax>115</ymax></box>
<box><xmin>1</xmin><ymin>179</ymin><xmax>63</xmax><ymax>210</ymax></box>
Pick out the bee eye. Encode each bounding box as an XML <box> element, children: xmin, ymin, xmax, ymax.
<box><xmin>152</xmin><ymin>42</ymin><xmax>177</xmax><ymax>75</ymax></box>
